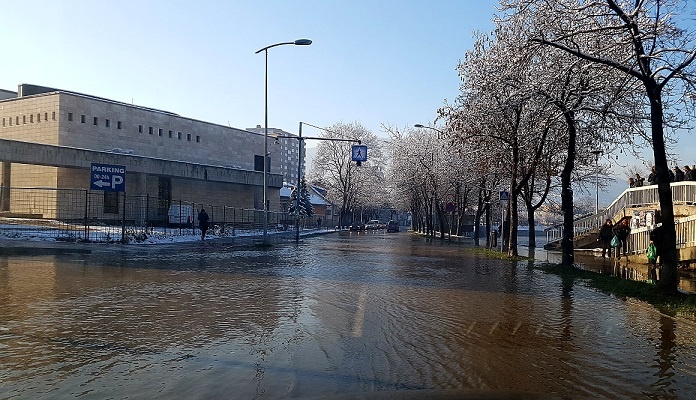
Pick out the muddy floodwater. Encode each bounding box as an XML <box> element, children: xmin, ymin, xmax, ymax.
<box><xmin>1</xmin><ymin>232</ymin><xmax>696</xmax><ymax>399</ymax></box>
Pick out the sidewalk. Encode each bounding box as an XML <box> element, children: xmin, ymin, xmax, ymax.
<box><xmin>0</xmin><ymin>228</ymin><xmax>339</xmax><ymax>256</ymax></box>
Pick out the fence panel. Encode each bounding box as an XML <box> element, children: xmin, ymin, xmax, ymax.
<box><xmin>0</xmin><ymin>187</ymin><xmax>293</xmax><ymax>243</ymax></box>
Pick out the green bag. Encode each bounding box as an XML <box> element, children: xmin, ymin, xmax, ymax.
<box><xmin>646</xmin><ymin>243</ymin><xmax>657</xmax><ymax>260</ymax></box>
<box><xmin>610</xmin><ymin>235</ymin><xmax>620</xmax><ymax>247</ymax></box>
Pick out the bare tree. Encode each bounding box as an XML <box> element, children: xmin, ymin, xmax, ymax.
<box><xmin>504</xmin><ymin>0</ymin><xmax>696</xmax><ymax>293</ymax></box>
<box><xmin>309</xmin><ymin>121</ymin><xmax>383</xmax><ymax>226</ymax></box>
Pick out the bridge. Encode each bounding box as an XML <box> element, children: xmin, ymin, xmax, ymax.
<box><xmin>545</xmin><ymin>181</ymin><xmax>696</xmax><ymax>266</ymax></box>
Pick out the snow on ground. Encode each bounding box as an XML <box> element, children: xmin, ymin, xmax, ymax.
<box><xmin>0</xmin><ymin>218</ymin><xmax>325</xmax><ymax>245</ymax></box>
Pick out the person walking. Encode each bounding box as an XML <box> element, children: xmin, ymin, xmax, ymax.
<box><xmin>597</xmin><ymin>219</ymin><xmax>614</xmax><ymax>258</ymax></box>
<box><xmin>612</xmin><ymin>218</ymin><xmax>631</xmax><ymax>260</ymax></box>
<box><xmin>198</xmin><ymin>208</ymin><xmax>210</xmax><ymax>240</ymax></box>
<box><xmin>684</xmin><ymin>165</ymin><xmax>695</xmax><ymax>181</ymax></box>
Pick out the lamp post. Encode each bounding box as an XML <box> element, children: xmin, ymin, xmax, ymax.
<box><xmin>414</xmin><ymin>123</ymin><xmax>445</xmax><ymax>139</ymax></box>
<box><xmin>255</xmin><ymin>39</ymin><xmax>312</xmax><ymax>245</ymax></box>
<box><xmin>591</xmin><ymin>149</ymin><xmax>603</xmax><ymax>214</ymax></box>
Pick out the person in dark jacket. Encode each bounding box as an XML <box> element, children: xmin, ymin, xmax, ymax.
<box><xmin>634</xmin><ymin>174</ymin><xmax>644</xmax><ymax>187</ymax></box>
<box><xmin>684</xmin><ymin>165</ymin><xmax>695</xmax><ymax>181</ymax></box>
<box><xmin>597</xmin><ymin>219</ymin><xmax>614</xmax><ymax>258</ymax></box>
<box><xmin>198</xmin><ymin>208</ymin><xmax>210</xmax><ymax>240</ymax></box>
<box><xmin>673</xmin><ymin>166</ymin><xmax>684</xmax><ymax>182</ymax></box>
<box><xmin>612</xmin><ymin>218</ymin><xmax>631</xmax><ymax>259</ymax></box>
<box><xmin>647</xmin><ymin>166</ymin><xmax>657</xmax><ymax>185</ymax></box>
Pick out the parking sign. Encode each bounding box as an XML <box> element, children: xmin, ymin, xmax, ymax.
<box><xmin>90</xmin><ymin>163</ymin><xmax>126</xmax><ymax>192</ymax></box>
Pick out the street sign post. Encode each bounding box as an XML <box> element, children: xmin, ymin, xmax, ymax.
<box><xmin>90</xmin><ymin>163</ymin><xmax>126</xmax><ymax>192</ymax></box>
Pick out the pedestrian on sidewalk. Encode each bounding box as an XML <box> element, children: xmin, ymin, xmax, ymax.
<box><xmin>612</xmin><ymin>218</ymin><xmax>631</xmax><ymax>260</ymax></box>
<box><xmin>597</xmin><ymin>219</ymin><xmax>614</xmax><ymax>258</ymax></box>
<box><xmin>198</xmin><ymin>208</ymin><xmax>210</xmax><ymax>240</ymax></box>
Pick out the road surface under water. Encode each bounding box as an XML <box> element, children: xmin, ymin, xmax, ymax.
<box><xmin>1</xmin><ymin>231</ymin><xmax>696</xmax><ymax>399</ymax></box>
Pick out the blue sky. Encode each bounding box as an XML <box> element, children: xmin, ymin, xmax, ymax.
<box><xmin>1</xmin><ymin>0</ymin><xmax>693</xmax><ymax>205</ymax></box>
<box><xmin>0</xmin><ymin>0</ymin><xmax>498</xmax><ymax>139</ymax></box>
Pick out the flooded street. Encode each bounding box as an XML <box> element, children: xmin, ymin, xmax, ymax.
<box><xmin>2</xmin><ymin>231</ymin><xmax>696</xmax><ymax>399</ymax></box>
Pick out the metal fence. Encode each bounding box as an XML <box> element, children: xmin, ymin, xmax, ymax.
<box><xmin>0</xmin><ymin>187</ymin><xmax>294</xmax><ymax>243</ymax></box>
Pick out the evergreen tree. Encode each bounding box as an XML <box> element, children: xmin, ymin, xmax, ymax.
<box><xmin>289</xmin><ymin>177</ymin><xmax>314</xmax><ymax>218</ymax></box>
<box><xmin>300</xmin><ymin>178</ymin><xmax>314</xmax><ymax>218</ymax></box>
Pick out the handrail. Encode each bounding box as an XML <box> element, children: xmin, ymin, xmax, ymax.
<box><xmin>546</xmin><ymin>181</ymin><xmax>696</xmax><ymax>253</ymax></box>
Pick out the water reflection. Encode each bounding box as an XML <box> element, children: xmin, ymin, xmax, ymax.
<box><xmin>1</xmin><ymin>234</ymin><xmax>695</xmax><ymax>398</ymax></box>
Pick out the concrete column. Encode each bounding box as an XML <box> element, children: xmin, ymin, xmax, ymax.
<box><xmin>1</xmin><ymin>162</ymin><xmax>10</xmax><ymax>212</ymax></box>
<box><xmin>132</xmin><ymin>172</ymin><xmax>148</xmax><ymax>225</ymax></box>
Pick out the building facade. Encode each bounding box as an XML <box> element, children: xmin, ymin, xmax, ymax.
<box><xmin>0</xmin><ymin>84</ymin><xmax>293</xmax><ymax>221</ymax></box>
<box><xmin>246</xmin><ymin>126</ymin><xmax>304</xmax><ymax>185</ymax></box>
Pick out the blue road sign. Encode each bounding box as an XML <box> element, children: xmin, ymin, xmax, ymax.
<box><xmin>499</xmin><ymin>191</ymin><xmax>510</xmax><ymax>201</ymax></box>
<box><xmin>90</xmin><ymin>163</ymin><xmax>126</xmax><ymax>192</ymax></box>
<box><xmin>352</xmin><ymin>145</ymin><xmax>367</xmax><ymax>162</ymax></box>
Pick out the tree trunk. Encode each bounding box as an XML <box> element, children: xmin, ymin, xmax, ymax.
<box><xmin>526</xmin><ymin>203</ymin><xmax>537</xmax><ymax>248</ymax></box>
<box><xmin>560</xmin><ymin>112</ymin><xmax>576</xmax><ymax>267</ymax></box>
<box><xmin>648</xmin><ymin>89</ymin><xmax>678</xmax><ymax>293</ymax></box>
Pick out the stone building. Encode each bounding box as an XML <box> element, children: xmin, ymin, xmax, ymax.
<box><xmin>0</xmin><ymin>84</ymin><xmax>298</xmax><ymax>221</ymax></box>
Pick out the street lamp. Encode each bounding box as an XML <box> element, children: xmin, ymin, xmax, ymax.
<box><xmin>414</xmin><ymin>124</ymin><xmax>445</xmax><ymax>139</ymax></box>
<box><xmin>255</xmin><ymin>39</ymin><xmax>312</xmax><ymax>244</ymax></box>
<box><xmin>591</xmin><ymin>149</ymin><xmax>603</xmax><ymax>214</ymax></box>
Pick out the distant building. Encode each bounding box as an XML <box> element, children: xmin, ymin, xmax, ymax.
<box><xmin>246</xmin><ymin>126</ymin><xmax>305</xmax><ymax>186</ymax></box>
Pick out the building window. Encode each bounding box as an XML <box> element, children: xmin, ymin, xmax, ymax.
<box><xmin>81</xmin><ymin>115</ymin><xmax>85</xmax><ymax>123</ymax></box>
<box><xmin>37</xmin><ymin>113</ymin><xmax>41</xmax><ymax>122</ymax></box>
<box><xmin>29</xmin><ymin>114</ymin><xmax>34</xmax><ymax>123</ymax></box>
<box><xmin>117</xmin><ymin>121</ymin><xmax>122</xmax><ymax>129</ymax></box>
<box><xmin>2</xmin><ymin>118</ymin><xmax>5</xmax><ymax>127</ymax></box>
<box><xmin>44</xmin><ymin>113</ymin><xmax>48</xmax><ymax>121</ymax></box>
<box><xmin>139</xmin><ymin>125</ymin><xmax>143</xmax><ymax>133</ymax></box>
<box><xmin>187</xmin><ymin>133</ymin><xmax>191</xmax><ymax>141</ymax></box>
<box><xmin>93</xmin><ymin>117</ymin><xmax>98</xmax><ymax>125</ymax></box>
<box><xmin>158</xmin><ymin>128</ymin><xmax>163</xmax><ymax>136</ymax></box>
<box><xmin>168</xmin><ymin>130</ymin><xmax>173</xmax><ymax>138</ymax></box>
<box><xmin>16</xmin><ymin>116</ymin><xmax>19</xmax><ymax>125</ymax></box>
<box><xmin>68</xmin><ymin>112</ymin><xmax>73</xmax><ymax>122</ymax></box>
<box><xmin>149</xmin><ymin>126</ymin><xmax>153</xmax><ymax>135</ymax></box>
<box><xmin>103</xmin><ymin>192</ymin><xmax>119</xmax><ymax>214</ymax></box>
<box><xmin>23</xmin><ymin>115</ymin><xmax>26</xmax><ymax>124</ymax></box>
<box><xmin>105</xmin><ymin>119</ymin><xmax>110</xmax><ymax>128</ymax></box>
<box><xmin>196</xmin><ymin>135</ymin><xmax>200</xmax><ymax>143</ymax></box>
<box><xmin>177</xmin><ymin>131</ymin><xmax>182</xmax><ymax>140</ymax></box>
<box><xmin>52</xmin><ymin>112</ymin><xmax>56</xmax><ymax>120</ymax></box>
<box><xmin>254</xmin><ymin>155</ymin><xmax>270</xmax><ymax>172</ymax></box>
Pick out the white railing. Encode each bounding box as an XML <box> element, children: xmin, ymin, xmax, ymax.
<box><xmin>546</xmin><ymin>181</ymin><xmax>696</xmax><ymax>255</ymax></box>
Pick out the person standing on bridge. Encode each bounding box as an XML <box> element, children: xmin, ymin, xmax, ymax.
<box><xmin>198</xmin><ymin>208</ymin><xmax>210</xmax><ymax>240</ymax></box>
<box><xmin>612</xmin><ymin>218</ymin><xmax>631</xmax><ymax>260</ymax></box>
<box><xmin>634</xmin><ymin>173</ymin><xmax>644</xmax><ymax>187</ymax></box>
<box><xmin>597</xmin><ymin>219</ymin><xmax>614</xmax><ymax>258</ymax></box>
<box><xmin>647</xmin><ymin>166</ymin><xmax>657</xmax><ymax>185</ymax></box>
<box><xmin>673</xmin><ymin>166</ymin><xmax>685</xmax><ymax>182</ymax></box>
